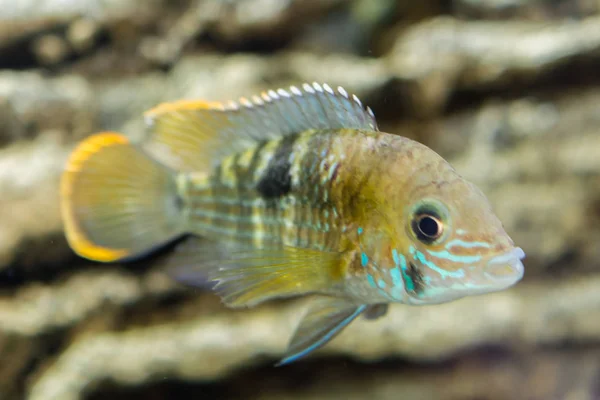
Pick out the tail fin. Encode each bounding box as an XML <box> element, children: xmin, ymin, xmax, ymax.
<box><xmin>60</xmin><ymin>132</ymin><xmax>185</xmax><ymax>262</ymax></box>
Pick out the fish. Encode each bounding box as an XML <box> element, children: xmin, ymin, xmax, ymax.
<box><xmin>60</xmin><ymin>82</ymin><xmax>525</xmax><ymax>365</ymax></box>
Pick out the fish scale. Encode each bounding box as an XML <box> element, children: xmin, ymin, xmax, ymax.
<box><xmin>184</xmin><ymin>130</ymin><xmax>345</xmax><ymax>252</ymax></box>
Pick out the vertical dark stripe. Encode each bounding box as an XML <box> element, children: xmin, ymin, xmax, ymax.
<box><xmin>234</xmin><ymin>141</ymin><xmax>268</xmax><ymax>238</ymax></box>
<box><xmin>209</xmin><ymin>163</ymin><xmax>224</xmax><ymax>232</ymax></box>
<box><xmin>304</xmin><ymin>131</ymin><xmax>329</xmax><ymax>206</ymax></box>
<box><xmin>227</xmin><ymin>152</ymin><xmax>244</xmax><ymax>235</ymax></box>
<box><xmin>259</xmin><ymin>134</ymin><xmax>299</xmax><ymax>247</ymax></box>
<box><xmin>256</xmin><ymin>134</ymin><xmax>298</xmax><ymax>201</ymax></box>
<box><xmin>245</xmin><ymin>141</ymin><xmax>269</xmax><ymax>191</ymax></box>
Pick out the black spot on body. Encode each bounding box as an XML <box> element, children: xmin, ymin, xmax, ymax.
<box><xmin>408</xmin><ymin>261</ymin><xmax>425</xmax><ymax>295</ymax></box>
<box><xmin>256</xmin><ymin>135</ymin><xmax>296</xmax><ymax>199</ymax></box>
<box><xmin>256</xmin><ymin>161</ymin><xmax>291</xmax><ymax>198</ymax></box>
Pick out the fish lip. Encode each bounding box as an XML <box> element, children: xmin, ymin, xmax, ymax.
<box><xmin>484</xmin><ymin>247</ymin><xmax>525</xmax><ymax>285</ymax></box>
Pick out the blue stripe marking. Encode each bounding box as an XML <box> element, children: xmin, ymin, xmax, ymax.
<box><xmin>361</xmin><ymin>252</ymin><xmax>369</xmax><ymax>267</ymax></box>
<box><xmin>377</xmin><ymin>279</ymin><xmax>386</xmax><ymax>289</ymax></box>
<box><xmin>397</xmin><ymin>252</ymin><xmax>415</xmax><ymax>292</ymax></box>
<box><xmin>276</xmin><ymin>305</ymin><xmax>367</xmax><ymax>366</ymax></box>
<box><xmin>446</xmin><ymin>239</ymin><xmax>491</xmax><ymax>249</ymax></box>
<box><xmin>390</xmin><ymin>268</ymin><xmax>406</xmax><ymax>293</ymax></box>
<box><xmin>427</xmin><ymin>249</ymin><xmax>482</xmax><ymax>264</ymax></box>
<box><xmin>402</xmin><ymin>273</ymin><xmax>415</xmax><ymax>292</ymax></box>
<box><xmin>390</xmin><ymin>249</ymin><xmax>407</xmax><ymax>299</ymax></box>
<box><xmin>416</xmin><ymin>251</ymin><xmax>465</xmax><ymax>279</ymax></box>
<box><xmin>357</xmin><ymin>227</ymin><xmax>363</xmax><ymax>235</ymax></box>
<box><xmin>392</xmin><ymin>249</ymin><xmax>401</xmax><ymax>265</ymax></box>
<box><xmin>367</xmin><ymin>274</ymin><xmax>377</xmax><ymax>288</ymax></box>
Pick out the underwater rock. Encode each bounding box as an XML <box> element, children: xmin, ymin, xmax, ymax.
<box><xmin>388</xmin><ymin>15</ymin><xmax>600</xmax><ymax>116</ymax></box>
<box><xmin>0</xmin><ymin>0</ymin><xmax>160</xmax><ymax>21</ymax></box>
<box><xmin>23</xmin><ymin>274</ymin><xmax>600</xmax><ymax>399</ymax></box>
<box><xmin>88</xmin><ymin>346</ymin><xmax>600</xmax><ymax>400</ymax></box>
<box><xmin>454</xmin><ymin>0</ymin><xmax>600</xmax><ymax>19</ymax></box>
<box><xmin>0</xmin><ymin>72</ymin><xmax>95</xmax><ymax>270</ymax></box>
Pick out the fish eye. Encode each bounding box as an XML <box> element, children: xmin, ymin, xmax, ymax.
<box><xmin>409</xmin><ymin>199</ymin><xmax>448</xmax><ymax>244</ymax></box>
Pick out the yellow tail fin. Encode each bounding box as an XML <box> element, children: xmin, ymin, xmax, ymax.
<box><xmin>60</xmin><ymin>132</ymin><xmax>185</xmax><ymax>262</ymax></box>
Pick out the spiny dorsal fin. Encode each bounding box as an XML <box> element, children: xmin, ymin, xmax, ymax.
<box><xmin>138</xmin><ymin>82</ymin><xmax>378</xmax><ymax>172</ymax></box>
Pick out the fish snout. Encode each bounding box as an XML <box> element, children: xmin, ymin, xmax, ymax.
<box><xmin>484</xmin><ymin>247</ymin><xmax>525</xmax><ymax>285</ymax></box>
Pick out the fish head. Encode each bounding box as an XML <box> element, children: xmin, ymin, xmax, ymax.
<box><xmin>388</xmin><ymin>158</ymin><xmax>525</xmax><ymax>305</ymax></box>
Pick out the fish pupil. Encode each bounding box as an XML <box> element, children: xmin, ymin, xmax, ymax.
<box><xmin>412</xmin><ymin>213</ymin><xmax>443</xmax><ymax>243</ymax></box>
<box><xmin>418</xmin><ymin>216</ymin><xmax>439</xmax><ymax>237</ymax></box>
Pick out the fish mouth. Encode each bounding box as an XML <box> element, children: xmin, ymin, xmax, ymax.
<box><xmin>484</xmin><ymin>247</ymin><xmax>525</xmax><ymax>287</ymax></box>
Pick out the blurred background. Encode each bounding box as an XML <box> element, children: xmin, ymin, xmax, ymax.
<box><xmin>0</xmin><ymin>0</ymin><xmax>600</xmax><ymax>399</ymax></box>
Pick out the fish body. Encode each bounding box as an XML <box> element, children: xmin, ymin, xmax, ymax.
<box><xmin>60</xmin><ymin>83</ymin><xmax>525</xmax><ymax>365</ymax></box>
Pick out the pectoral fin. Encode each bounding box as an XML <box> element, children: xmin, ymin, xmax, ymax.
<box><xmin>277</xmin><ymin>297</ymin><xmax>367</xmax><ymax>366</ymax></box>
<box><xmin>167</xmin><ymin>236</ymin><xmax>344</xmax><ymax>308</ymax></box>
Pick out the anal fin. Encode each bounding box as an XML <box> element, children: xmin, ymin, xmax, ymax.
<box><xmin>277</xmin><ymin>296</ymin><xmax>367</xmax><ymax>366</ymax></box>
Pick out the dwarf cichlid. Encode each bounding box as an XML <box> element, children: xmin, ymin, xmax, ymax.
<box><xmin>60</xmin><ymin>82</ymin><xmax>525</xmax><ymax>365</ymax></box>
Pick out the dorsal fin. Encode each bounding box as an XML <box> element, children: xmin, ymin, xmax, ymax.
<box><xmin>138</xmin><ymin>82</ymin><xmax>378</xmax><ymax>172</ymax></box>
